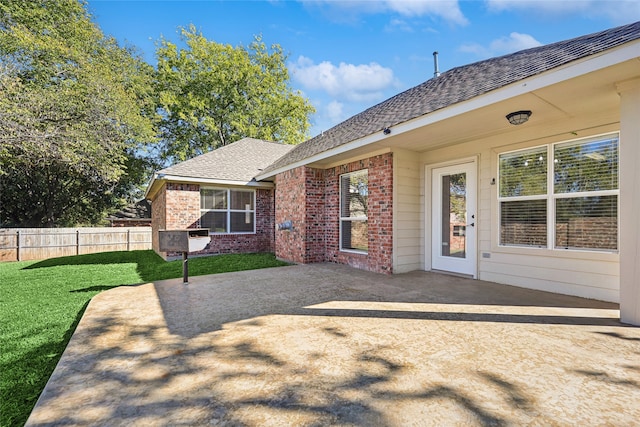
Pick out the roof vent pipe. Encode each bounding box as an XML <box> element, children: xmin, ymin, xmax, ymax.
<box><xmin>433</xmin><ymin>51</ymin><xmax>440</xmax><ymax>78</ymax></box>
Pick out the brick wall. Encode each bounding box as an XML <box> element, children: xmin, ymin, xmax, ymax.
<box><xmin>151</xmin><ymin>184</ymin><xmax>167</xmax><ymax>254</ymax></box>
<box><xmin>256</xmin><ymin>188</ymin><xmax>276</xmax><ymax>252</ymax></box>
<box><xmin>274</xmin><ymin>167</ymin><xmax>310</xmax><ymax>264</ymax></box>
<box><xmin>366</xmin><ymin>153</ymin><xmax>393</xmax><ymax>273</ymax></box>
<box><xmin>274</xmin><ymin>152</ymin><xmax>393</xmax><ymax>274</ymax></box>
<box><xmin>165</xmin><ymin>183</ymin><xmax>201</xmax><ymax>229</ymax></box>
<box><xmin>152</xmin><ymin>183</ymin><xmax>276</xmax><ymax>258</ymax></box>
<box><xmin>304</xmin><ymin>168</ymin><xmax>326</xmax><ymax>263</ymax></box>
<box><xmin>203</xmin><ymin>189</ymin><xmax>275</xmax><ymax>254</ymax></box>
<box><xmin>325</xmin><ymin>153</ymin><xmax>393</xmax><ymax>274</ymax></box>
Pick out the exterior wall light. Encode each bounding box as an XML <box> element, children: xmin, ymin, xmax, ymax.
<box><xmin>506</xmin><ymin>110</ymin><xmax>532</xmax><ymax>125</ymax></box>
<box><xmin>383</xmin><ymin>127</ymin><xmax>391</xmax><ymax>135</ymax></box>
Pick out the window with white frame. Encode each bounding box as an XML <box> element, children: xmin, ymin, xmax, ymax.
<box><xmin>340</xmin><ymin>170</ymin><xmax>368</xmax><ymax>252</ymax></box>
<box><xmin>498</xmin><ymin>133</ymin><xmax>619</xmax><ymax>251</ymax></box>
<box><xmin>200</xmin><ymin>188</ymin><xmax>255</xmax><ymax>233</ymax></box>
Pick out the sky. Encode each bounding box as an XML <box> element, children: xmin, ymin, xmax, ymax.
<box><xmin>86</xmin><ymin>0</ymin><xmax>640</xmax><ymax>138</ymax></box>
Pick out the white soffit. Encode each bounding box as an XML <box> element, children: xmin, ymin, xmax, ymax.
<box><xmin>145</xmin><ymin>174</ymin><xmax>274</xmax><ymax>200</ymax></box>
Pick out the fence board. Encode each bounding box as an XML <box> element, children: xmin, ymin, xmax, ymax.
<box><xmin>0</xmin><ymin>227</ymin><xmax>152</xmax><ymax>262</ymax></box>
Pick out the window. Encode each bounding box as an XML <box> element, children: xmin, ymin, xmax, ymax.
<box><xmin>340</xmin><ymin>170</ymin><xmax>368</xmax><ymax>252</ymax></box>
<box><xmin>498</xmin><ymin>134</ymin><xmax>619</xmax><ymax>251</ymax></box>
<box><xmin>200</xmin><ymin>188</ymin><xmax>255</xmax><ymax>233</ymax></box>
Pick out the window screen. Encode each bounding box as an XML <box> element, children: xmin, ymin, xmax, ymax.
<box><xmin>340</xmin><ymin>170</ymin><xmax>368</xmax><ymax>252</ymax></box>
<box><xmin>498</xmin><ymin>134</ymin><xmax>618</xmax><ymax>252</ymax></box>
<box><xmin>555</xmin><ymin>196</ymin><xmax>617</xmax><ymax>250</ymax></box>
<box><xmin>200</xmin><ymin>189</ymin><xmax>255</xmax><ymax>234</ymax></box>
<box><xmin>500</xmin><ymin>199</ymin><xmax>547</xmax><ymax>247</ymax></box>
<box><xmin>554</xmin><ymin>136</ymin><xmax>618</xmax><ymax>194</ymax></box>
<box><xmin>499</xmin><ymin>146</ymin><xmax>547</xmax><ymax>197</ymax></box>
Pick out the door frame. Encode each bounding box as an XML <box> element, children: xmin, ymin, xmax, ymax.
<box><xmin>425</xmin><ymin>157</ymin><xmax>478</xmax><ymax>278</ymax></box>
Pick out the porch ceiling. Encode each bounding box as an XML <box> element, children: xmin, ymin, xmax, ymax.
<box><xmin>306</xmin><ymin>58</ymin><xmax>640</xmax><ymax>168</ymax></box>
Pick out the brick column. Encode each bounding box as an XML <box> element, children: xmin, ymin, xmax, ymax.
<box><xmin>275</xmin><ymin>167</ymin><xmax>308</xmax><ymax>264</ymax></box>
<box><xmin>368</xmin><ymin>153</ymin><xmax>393</xmax><ymax>273</ymax></box>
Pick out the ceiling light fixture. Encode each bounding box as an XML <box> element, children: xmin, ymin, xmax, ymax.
<box><xmin>506</xmin><ymin>110</ymin><xmax>532</xmax><ymax>125</ymax></box>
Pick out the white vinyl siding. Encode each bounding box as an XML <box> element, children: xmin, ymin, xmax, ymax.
<box><xmin>415</xmin><ymin>122</ymin><xmax>619</xmax><ymax>303</ymax></box>
<box><xmin>479</xmin><ymin>247</ymin><xmax>620</xmax><ymax>302</ymax></box>
<box><xmin>393</xmin><ymin>149</ymin><xmax>422</xmax><ymax>273</ymax></box>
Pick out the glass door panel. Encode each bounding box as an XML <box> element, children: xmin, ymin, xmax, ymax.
<box><xmin>441</xmin><ymin>172</ymin><xmax>467</xmax><ymax>258</ymax></box>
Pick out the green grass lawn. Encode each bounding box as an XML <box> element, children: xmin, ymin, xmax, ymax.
<box><xmin>0</xmin><ymin>250</ymin><xmax>289</xmax><ymax>427</ymax></box>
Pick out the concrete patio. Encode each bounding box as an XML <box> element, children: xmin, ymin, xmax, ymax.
<box><xmin>26</xmin><ymin>264</ymin><xmax>640</xmax><ymax>426</ymax></box>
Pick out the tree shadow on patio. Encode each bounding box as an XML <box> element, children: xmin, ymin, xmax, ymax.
<box><xmin>25</xmin><ymin>264</ymin><xmax>640</xmax><ymax>426</ymax></box>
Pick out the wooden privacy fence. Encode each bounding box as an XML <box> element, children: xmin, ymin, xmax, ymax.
<box><xmin>0</xmin><ymin>227</ymin><xmax>152</xmax><ymax>262</ymax></box>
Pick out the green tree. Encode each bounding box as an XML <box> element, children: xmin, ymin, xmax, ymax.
<box><xmin>0</xmin><ymin>0</ymin><xmax>158</xmax><ymax>227</ymax></box>
<box><xmin>155</xmin><ymin>25</ymin><xmax>314</xmax><ymax>162</ymax></box>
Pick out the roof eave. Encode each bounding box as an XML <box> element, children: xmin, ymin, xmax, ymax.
<box><xmin>146</xmin><ymin>173</ymin><xmax>274</xmax><ymax>200</ymax></box>
<box><xmin>144</xmin><ymin>174</ymin><xmax>161</xmax><ymax>201</ymax></box>
<box><xmin>255</xmin><ymin>130</ymin><xmax>392</xmax><ymax>180</ymax></box>
<box><xmin>256</xmin><ymin>40</ymin><xmax>640</xmax><ymax>180</ymax></box>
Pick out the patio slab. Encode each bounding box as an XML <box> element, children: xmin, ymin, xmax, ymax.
<box><xmin>26</xmin><ymin>263</ymin><xmax>640</xmax><ymax>426</ymax></box>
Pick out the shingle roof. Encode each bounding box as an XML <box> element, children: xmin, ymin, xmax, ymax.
<box><xmin>158</xmin><ymin>138</ymin><xmax>294</xmax><ymax>182</ymax></box>
<box><xmin>262</xmin><ymin>21</ymin><xmax>640</xmax><ymax>175</ymax></box>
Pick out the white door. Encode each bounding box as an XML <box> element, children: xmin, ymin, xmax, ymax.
<box><xmin>431</xmin><ymin>161</ymin><xmax>477</xmax><ymax>277</ymax></box>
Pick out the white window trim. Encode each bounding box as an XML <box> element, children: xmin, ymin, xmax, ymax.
<box><xmin>200</xmin><ymin>188</ymin><xmax>256</xmax><ymax>235</ymax></box>
<box><xmin>339</xmin><ymin>170</ymin><xmax>368</xmax><ymax>254</ymax></box>
<box><xmin>497</xmin><ymin>132</ymin><xmax>620</xmax><ymax>253</ymax></box>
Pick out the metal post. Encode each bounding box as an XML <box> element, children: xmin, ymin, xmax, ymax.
<box><xmin>182</xmin><ymin>252</ymin><xmax>188</xmax><ymax>284</ymax></box>
<box><xmin>16</xmin><ymin>230</ymin><xmax>20</xmax><ymax>262</ymax></box>
<box><xmin>76</xmin><ymin>229</ymin><xmax>80</xmax><ymax>255</ymax></box>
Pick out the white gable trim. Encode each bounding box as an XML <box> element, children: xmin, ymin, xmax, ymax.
<box><xmin>145</xmin><ymin>174</ymin><xmax>274</xmax><ymax>200</ymax></box>
<box><xmin>161</xmin><ymin>174</ymin><xmax>273</xmax><ymax>188</ymax></box>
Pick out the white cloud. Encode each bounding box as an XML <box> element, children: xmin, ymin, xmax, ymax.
<box><xmin>485</xmin><ymin>0</ymin><xmax>640</xmax><ymax>24</ymax></box>
<box><xmin>325</xmin><ymin>100</ymin><xmax>344</xmax><ymax>124</ymax></box>
<box><xmin>490</xmin><ymin>32</ymin><xmax>542</xmax><ymax>52</ymax></box>
<box><xmin>487</xmin><ymin>0</ymin><xmax>580</xmax><ymax>13</ymax></box>
<box><xmin>384</xmin><ymin>0</ymin><xmax>468</xmax><ymax>24</ymax></box>
<box><xmin>301</xmin><ymin>0</ymin><xmax>468</xmax><ymax>25</ymax></box>
<box><xmin>385</xmin><ymin>18</ymin><xmax>415</xmax><ymax>33</ymax></box>
<box><xmin>458</xmin><ymin>43</ymin><xmax>488</xmax><ymax>57</ymax></box>
<box><xmin>289</xmin><ymin>56</ymin><xmax>396</xmax><ymax>102</ymax></box>
<box><xmin>459</xmin><ymin>32</ymin><xmax>542</xmax><ymax>58</ymax></box>
<box><xmin>307</xmin><ymin>99</ymin><xmax>352</xmax><ymax>136</ymax></box>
